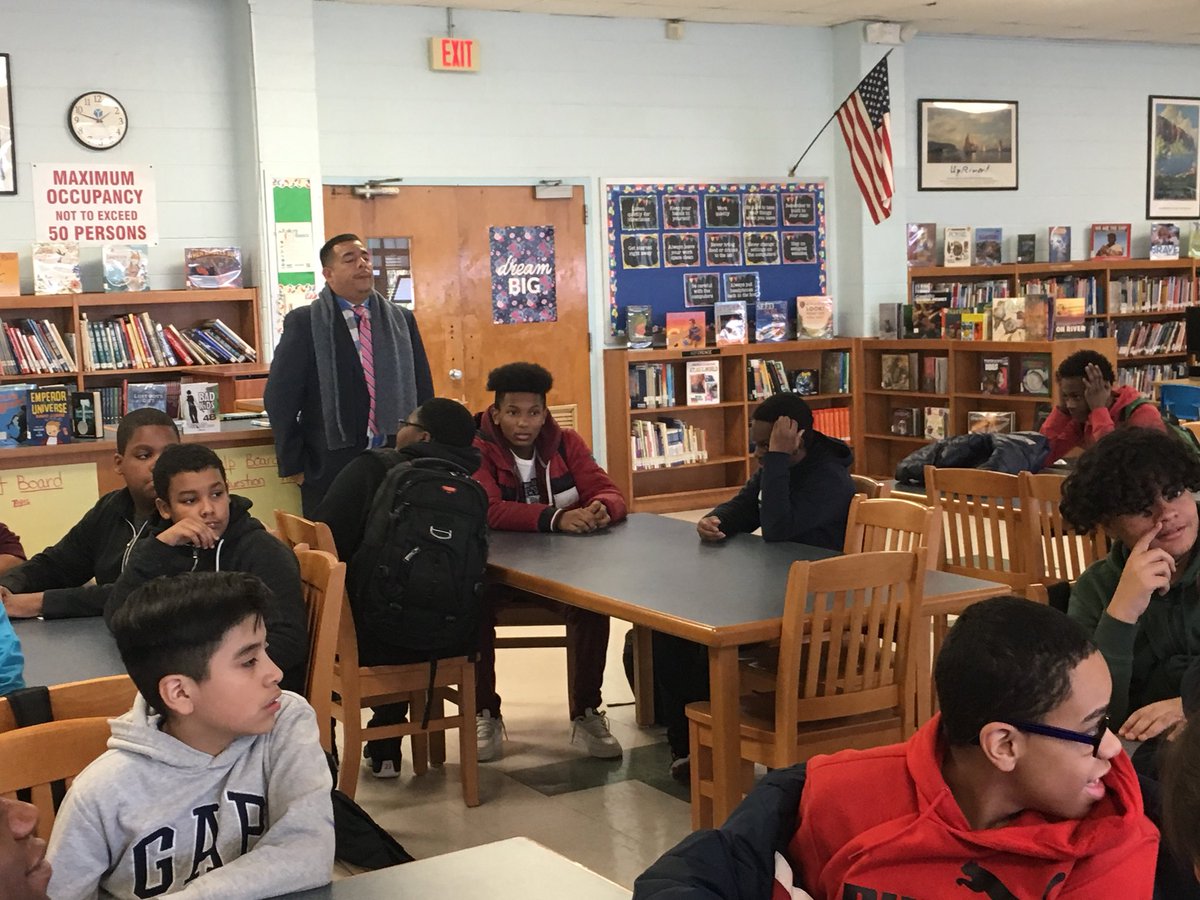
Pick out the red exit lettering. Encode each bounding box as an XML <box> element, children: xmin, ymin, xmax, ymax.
<box><xmin>431</xmin><ymin>37</ymin><xmax>478</xmax><ymax>72</ymax></box>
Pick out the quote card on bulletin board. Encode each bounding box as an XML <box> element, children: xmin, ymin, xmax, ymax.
<box><xmin>604</xmin><ymin>181</ymin><xmax>828</xmax><ymax>335</ymax></box>
<box><xmin>1</xmin><ymin>462</ymin><xmax>100</xmax><ymax>556</ymax></box>
<box><xmin>216</xmin><ymin>446</ymin><xmax>302</xmax><ymax>518</ymax></box>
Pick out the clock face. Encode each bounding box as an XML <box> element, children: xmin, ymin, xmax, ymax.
<box><xmin>68</xmin><ymin>92</ymin><xmax>127</xmax><ymax>150</ymax></box>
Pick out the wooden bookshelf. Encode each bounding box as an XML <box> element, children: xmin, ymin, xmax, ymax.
<box><xmin>0</xmin><ymin>288</ymin><xmax>263</xmax><ymax>412</ymax></box>
<box><xmin>853</xmin><ymin>337</ymin><xmax>1117</xmax><ymax>478</ymax></box>
<box><xmin>603</xmin><ymin>339</ymin><xmax>854</xmax><ymax>513</ymax></box>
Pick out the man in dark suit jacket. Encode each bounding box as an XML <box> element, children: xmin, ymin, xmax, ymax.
<box><xmin>264</xmin><ymin>233</ymin><xmax>434</xmax><ymax>515</ymax></box>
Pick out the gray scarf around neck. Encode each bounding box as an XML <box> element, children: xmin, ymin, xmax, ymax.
<box><xmin>310</xmin><ymin>285</ymin><xmax>418</xmax><ymax>450</ymax></box>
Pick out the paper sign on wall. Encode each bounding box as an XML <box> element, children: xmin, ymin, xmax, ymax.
<box><xmin>489</xmin><ymin>225</ymin><xmax>557</xmax><ymax>324</ymax></box>
<box><xmin>1</xmin><ymin>462</ymin><xmax>99</xmax><ymax>555</ymax></box>
<box><xmin>31</xmin><ymin>163</ymin><xmax>158</xmax><ymax>245</ymax></box>
<box><xmin>216</xmin><ymin>446</ymin><xmax>301</xmax><ymax>517</ymax></box>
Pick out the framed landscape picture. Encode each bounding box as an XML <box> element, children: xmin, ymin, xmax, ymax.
<box><xmin>0</xmin><ymin>55</ymin><xmax>14</xmax><ymax>195</ymax></box>
<box><xmin>918</xmin><ymin>99</ymin><xmax>1018</xmax><ymax>191</ymax></box>
<box><xmin>1147</xmin><ymin>96</ymin><xmax>1200</xmax><ymax>219</ymax></box>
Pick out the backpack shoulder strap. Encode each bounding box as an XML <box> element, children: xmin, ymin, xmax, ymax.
<box><xmin>1119</xmin><ymin>396</ymin><xmax>1156</xmax><ymax>422</ymax></box>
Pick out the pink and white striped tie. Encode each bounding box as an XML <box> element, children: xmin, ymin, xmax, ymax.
<box><xmin>352</xmin><ymin>305</ymin><xmax>377</xmax><ymax>437</ymax></box>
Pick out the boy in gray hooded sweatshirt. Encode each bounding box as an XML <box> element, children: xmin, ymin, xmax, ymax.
<box><xmin>46</xmin><ymin>571</ymin><xmax>334</xmax><ymax>899</ymax></box>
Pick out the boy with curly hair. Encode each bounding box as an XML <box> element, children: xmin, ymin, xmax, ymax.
<box><xmin>1061</xmin><ymin>427</ymin><xmax>1200</xmax><ymax>765</ymax></box>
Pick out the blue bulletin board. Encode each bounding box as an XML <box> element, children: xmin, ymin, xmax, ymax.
<box><xmin>605</xmin><ymin>180</ymin><xmax>827</xmax><ymax>335</ymax></box>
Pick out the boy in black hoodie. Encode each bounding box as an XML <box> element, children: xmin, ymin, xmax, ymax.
<box><xmin>0</xmin><ymin>408</ymin><xmax>180</xmax><ymax>620</ymax></box>
<box><xmin>314</xmin><ymin>397</ymin><xmax>481</xmax><ymax>778</ymax></box>
<box><xmin>104</xmin><ymin>443</ymin><xmax>309</xmax><ymax>693</ymax></box>
<box><xmin>662</xmin><ymin>393</ymin><xmax>856</xmax><ymax>781</ymax></box>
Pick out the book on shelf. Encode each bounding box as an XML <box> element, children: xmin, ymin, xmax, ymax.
<box><xmin>26</xmin><ymin>385</ymin><xmax>71</xmax><ymax>445</ymax></box>
<box><xmin>1089</xmin><ymin>224</ymin><xmax>1130</xmax><ymax>259</ymax></box>
<box><xmin>31</xmin><ymin>242</ymin><xmax>82</xmax><ymax>295</ymax></box>
<box><xmin>185</xmin><ymin>247</ymin><xmax>243</xmax><ymax>289</ymax></box>
<box><xmin>792</xmin><ymin>368</ymin><xmax>818</xmax><ymax>395</ymax></box>
<box><xmin>1053</xmin><ymin>297</ymin><xmax>1087</xmax><ymax>339</ymax></box>
<box><xmin>628</xmin><ymin>363</ymin><xmax>674</xmax><ymax>409</ymax></box>
<box><xmin>924</xmin><ymin>406</ymin><xmax>949</xmax><ymax>440</ymax></box>
<box><xmin>625</xmin><ymin>305</ymin><xmax>653</xmax><ymax>349</ymax></box>
<box><xmin>747</xmin><ymin>358</ymin><xmax>793</xmax><ymax>399</ymax></box>
<box><xmin>124</xmin><ymin>381</ymin><xmax>181</xmax><ymax>417</ymax></box>
<box><xmin>1115</xmin><ymin>319</ymin><xmax>1186</xmax><ymax>357</ymax></box>
<box><xmin>630</xmin><ymin>418</ymin><xmax>708</xmax><ymax>470</ymax></box>
<box><xmin>1016</xmin><ymin>234</ymin><xmax>1036</xmax><ymax>264</ymax></box>
<box><xmin>665</xmin><ymin>311</ymin><xmax>706</xmax><ymax>350</ymax></box>
<box><xmin>1150</xmin><ymin>223</ymin><xmax>1181</xmax><ymax>260</ymax></box>
<box><xmin>1048</xmin><ymin>227</ymin><xmax>1072</xmax><ymax>263</ymax></box>
<box><xmin>0</xmin><ymin>385</ymin><xmax>32</xmax><ymax>446</ymax></box>
<box><xmin>685</xmin><ymin>359</ymin><xmax>720</xmax><ymax>406</ymax></box>
<box><xmin>820</xmin><ymin>350</ymin><xmax>850</xmax><ymax>395</ymax></box>
<box><xmin>942</xmin><ymin>309</ymin><xmax>963</xmax><ymax>340</ymax></box>
<box><xmin>103</xmin><ymin>243</ymin><xmax>150</xmax><ymax>292</ymax></box>
<box><xmin>0</xmin><ymin>252</ymin><xmax>17</xmax><ymax>297</ymax></box>
<box><xmin>891</xmin><ymin>407</ymin><xmax>922</xmax><ymax>436</ymax></box>
<box><xmin>919</xmin><ymin>356</ymin><xmax>949</xmax><ymax>394</ymax></box>
<box><xmin>0</xmin><ymin>318</ymin><xmax>76</xmax><ymax>376</ymax></box>
<box><xmin>943</xmin><ymin>227</ymin><xmax>972</xmax><ymax>267</ymax></box>
<box><xmin>910</xmin><ymin>298</ymin><xmax>949</xmax><ymax>339</ymax></box>
<box><xmin>181</xmin><ymin>382</ymin><xmax>220</xmax><ymax>434</ymax></box>
<box><xmin>877</xmin><ymin>302</ymin><xmax>902</xmax><ymax>339</ymax></box>
<box><xmin>78</xmin><ymin>313</ymin><xmax>254</xmax><ymax>371</ymax></box>
<box><xmin>960</xmin><ymin>311</ymin><xmax>989</xmax><ymax>341</ymax></box>
<box><xmin>990</xmin><ymin>297</ymin><xmax>1026</xmax><ymax>342</ymax></box>
<box><xmin>967</xmin><ymin>410</ymin><xmax>1016</xmax><ymax>434</ymax></box>
<box><xmin>754</xmin><ymin>300</ymin><xmax>789</xmax><ymax>342</ymax></box>
<box><xmin>70</xmin><ymin>390</ymin><xmax>103</xmax><ymax>439</ymax></box>
<box><xmin>1023</xmin><ymin>295</ymin><xmax>1051</xmax><ymax>341</ymax></box>
<box><xmin>795</xmin><ymin>296</ymin><xmax>834</xmax><ymax>339</ymax></box>
<box><xmin>973</xmin><ymin>227</ymin><xmax>1002</xmax><ymax>266</ymax></box>
<box><xmin>881</xmin><ymin>353</ymin><xmax>916</xmax><ymax>391</ymax></box>
<box><xmin>714</xmin><ymin>301</ymin><xmax>747</xmax><ymax>346</ymax></box>
<box><xmin>980</xmin><ymin>356</ymin><xmax>1010</xmax><ymax>394</ymax></box>
<box><xmin>1019</xmin><ymin>354</ymin><xmax>1052</xmax><ymax>396</ymax></box>
<box><xmin>812</xmin><ymin>407</ymin><xmax>851</xmax><ymax>442</ymax></box>
<box><xmin>906</xmin><ymin>223</ymin><xmax>936</xmax><ymax>267</ymax></box>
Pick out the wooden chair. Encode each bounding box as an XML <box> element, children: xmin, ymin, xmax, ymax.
<box><xmin>1019</xmin><ymin>471</ymin><xmax>1110</xmax><ymax>606</ymax></box>
<box><xmin>924</xmin><ymin>466</ymin><xmax>1029</xmax><ymax>595</ymax></box>
<box><xmin>275</xmin><ymin>509</ymin><xmax>337</xmax><ymax>556</ymax></box>
<box><xmin>843</xmin><ymin>495</ymin><xmax>939</xmax><ymax>567</ymax></box>
<box><xmin>0</xmin><ymin>674</ymin><xmax>137</xmax><ymax>733</ymax></box>
<box><xmin>294</xmin><ymin>548</ymin><xmax>346</xmax><ymax>756</ymax></box>
<box><xmin>0</xmin><ymin>716</ymin><xmax>112</xmax><ymax>839</ymax></box>
<box><xmin>850</xmin><ymin>473</ymin><xmax>891</xmax><ymax>499</ymax></box>
<box><xmin>685</xmin><ymin>549</ymin><xmax>924</xmax><ymax>826</ymax></box>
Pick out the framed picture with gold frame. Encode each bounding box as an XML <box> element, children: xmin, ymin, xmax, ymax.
<box><xmin>917</xmin><ymin>99</ymin><xmax>1018</xmax><ymax>191</ymax></box>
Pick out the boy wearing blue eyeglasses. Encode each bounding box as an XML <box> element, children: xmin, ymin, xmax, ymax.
<box><xmin>635</xmin><ymin>597</ymin><xmax>1158</xmax><ymax>899</ymax></box>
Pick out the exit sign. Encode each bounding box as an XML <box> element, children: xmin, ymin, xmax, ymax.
<box><xmin>429</xmin><ymin>37</ymin><xmax>479</xmax><ymax>72</ymax></box>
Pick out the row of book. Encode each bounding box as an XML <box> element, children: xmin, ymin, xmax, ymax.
<box><xmin>911</xmin><ymin>275</ymin><xmax>1193</xmax><ymax>317</ymax></box>
<box><xmin>908</xmin><ymin>222</ymin><xmax>1200</xmax><ymax>267</ymax></box>
<box><xmin>811</xmin><ymin>407</ymin><xmax>851</xmax><ymax>442</ymax></box>
<box><xmin>0</xmin><ymin>318</ymin><xmax>78</xmax><ymax>375</ymax></box>
<box><xmin>1110</xmin><ymin>275</ymin><xmax>1193</xmax><ymax>311</ymax></box>
<box><xmin>910</xmin><ymin>279</ymin><xmax>1011</xmax><ymax>310</ymax></box>
<box><xmin>884</xmin><ymin>295</ymin><xmax>1092</xmax><ymax>342</ymax></box>
<box><xmin>628</xmin><ymin>296</ymin><xmax>835</xmax><ymax>349</ymax></box>
<box><xmin>1117</xmin><ymin>362</ymin><xmax>1189</xmax><ymax>394</ymax></box>
<box><xmin>889</xmin><ymin>406</ymin><xmax>1054</xmax><ymax>441</ymax></box>
<box><xmin>880</xmin><ymin>353</ymin><xmax>949</xmax><ymax>394</ymax></box>
<box><xmin>79</xmin><ymin>314</ymin><xmax>256</xmax><ymax>371</ymax></box>
<box><xmin>628</xmin><ymin>363</ymin><xmax>677</xmax><ymax>409</ymax></box>
<box><xmin>630</xmin><ymin>418</ymin><xmax>709</xmax><ymax>470</ymax></box>
<box><xmin>0</xmin><ymin>245</ymin><xmax>245</xmax><ymax>297</ymax></box>
<box><xmin>1113</xmin><ymin>319</ymin><xmax>1187</xmax><ymax>358</ymax></box>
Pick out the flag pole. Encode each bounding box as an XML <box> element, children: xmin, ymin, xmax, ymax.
<box><xmin>787</xmin><ymin>48</ymin><xmax>893</xmax><ymax>178</ymax></box>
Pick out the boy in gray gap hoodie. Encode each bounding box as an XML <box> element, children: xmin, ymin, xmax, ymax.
<box><xmin>47</xmin><ymin>571</ymin><xmax>334</xmax><ymax>899</ymax></box>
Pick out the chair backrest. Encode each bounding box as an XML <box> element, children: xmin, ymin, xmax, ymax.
<box><xmin>0</xmin><ymin>675</ymin><xmax>137</xmax><ymax>733</ymax></box>
<box><xmin>775</xmin><ymin>549</ymin><xmax>924</xmax><ymax>733</ymax></box>
<box><xmin>0</xmin><ymin>716</ymin><xmax>112</xmax><ymax>839</ymax></box>
<box><xmin>843</xmin><ymin>495</ymin><xmax>940</xmax><ymax>570</ymax></box>
<box><xmin>1019</xmin><ymin>471</ymin><xmax>1110</xmax><ymax>586</ymax></box>
<box><xmin>274</xmin><ymin>509</ymin><xmax>338</xmax><ymax>557</ymax></box>
<box><xmin>294</xmin><ymin>548</ymin><xmax>346</xmax><ymax>755</ymax></box>
<box><xmin>924</xmin><ymin>466</ymin><xmax>1028</xmax><ymax>592</ymax></box>
<box><xmin>850</xmin><ymin>474</ymin><xmax>891</xmax><ymax>499</ymax></box>
<box><xmin>547</xmin><ymin>403</ymin><xmax>578</xmax><ymax>431</ymax></box>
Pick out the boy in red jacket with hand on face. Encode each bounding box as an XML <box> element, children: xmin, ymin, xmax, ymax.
<box><xmin>472</xmin><ymin>362</ymin><xmax>626</xmax><ymax>762</ymax></box>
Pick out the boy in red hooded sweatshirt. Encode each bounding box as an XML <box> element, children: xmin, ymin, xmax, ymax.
<box><xmin>472</xmin><ymin>362</ymin><xmax>627</xmax><ymax>763</ymax></box>
<box><xmin>635</xmin><ymin>597</ymin><xmax>1159</xmax><ymax>899</ymax></box>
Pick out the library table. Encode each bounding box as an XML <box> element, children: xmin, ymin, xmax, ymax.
<box><xmin>278</xmin><ymin>837</ymin><xmax>630</xmax><ymax>899</ymax></box>
<box><xmin>486</xmin><ymin>513</ymin><xmax>1008</xmax><ymax>828</ymax></box>
<box><xmin>14</xmin><ymin>615</ymin><xmax>123</xmax><ymax>686</ymax></box>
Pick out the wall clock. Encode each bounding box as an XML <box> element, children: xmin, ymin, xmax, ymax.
<box><xmin>68</xmin><ymin>92</ymin><xmax>128</xmax><ymax>150</ymax></box>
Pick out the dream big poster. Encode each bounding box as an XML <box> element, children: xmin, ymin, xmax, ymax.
<box><xmin>490</xmin><ymin>225</ymin><xmax>557</xmax><ymax>324</ymax></box>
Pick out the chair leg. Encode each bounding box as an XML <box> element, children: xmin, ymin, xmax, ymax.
<box><xmin>565</xmin><ymin>637</ymin><xmax>577</xmax><ymax>716</ymax></box>
<box><xmin>689</xmin><ymin>718</ymin><xmax>713</xmax><ymax>830</ymax></box>
<box><xmin>338</xmin><ymin>703</ymin><xmax>363</xmax><ymax>800</ymax></box>
<box><xmin>429</xmin><ymin>691</ymin><xmax>447</xmax><ymax>767</ymax></box>
<box><xmin>409</xmin><ymin>692</ymin><xmax>429</xmax><ymax>776</ymax></box>
<box><xmin>459</xmin><ymin>664</ymin><xmax>480</xmax><ymax>807</ymax></box>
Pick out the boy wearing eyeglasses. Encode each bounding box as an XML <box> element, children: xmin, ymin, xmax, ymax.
<box><xmin>635</xmin><ymin>597</ymin><xmax>1157</xmax><ymax>899</ymax></box>
<box><xmin>1061</xmin><ymin>427</ymin><xmax>1200</xmax><ymax>769</ymax></box>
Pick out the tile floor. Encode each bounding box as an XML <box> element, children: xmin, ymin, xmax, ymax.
<box><xmin>346</xmin><ymin>509</ymin><xmax>709</xmax><ymax>889</ymax></box>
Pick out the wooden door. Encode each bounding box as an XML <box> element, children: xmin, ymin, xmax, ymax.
<box><xmin>323</xmin><ymin>185</ymin><xmax>592</xmax><ymax>444</ymax></box>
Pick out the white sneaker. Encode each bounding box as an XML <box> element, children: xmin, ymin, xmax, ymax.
<box><xmin>476</xmin><ymin>711</ymin><xmax>504</xmax><ymax>762</ymax></box>
<box><xmin>571</xmin><ymin>708</ymin><xmax>623</xmax><ymax>759</ymax></box>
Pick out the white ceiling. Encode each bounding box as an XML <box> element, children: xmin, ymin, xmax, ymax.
<box><xmin>333</xmin><ymin>0</ymin><xmax>1200</xmax><ymax>45</ymax></box>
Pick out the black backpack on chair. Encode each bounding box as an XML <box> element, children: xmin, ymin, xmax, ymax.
<box><xmin>348</xmin><ymin>451</ymin><xmax>490</xmax><ymax>660</ymax></box>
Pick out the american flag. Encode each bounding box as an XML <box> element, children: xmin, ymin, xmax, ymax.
<box><xmin>835</xmin><ymin>57</ymin><xmax>893</xmax><ymax>224</ymax></box>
